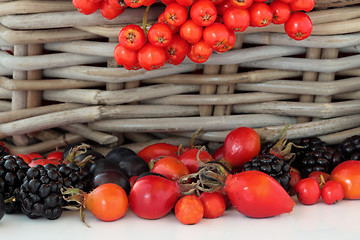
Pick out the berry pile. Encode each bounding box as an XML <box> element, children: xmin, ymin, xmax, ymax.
<box><xmin>73</xmin><ymin>0</ymin><xmax>127</xmax><ymax>19</ymax></box>
<box><xmin>73</xmin><ymin>0</ymin><xmax>315</xmax><ymax>71</ymax></box>
<box><xmin>0</xmin><ymin>128</ymin><xmax>359</xmax><ymax>225</ymax></box>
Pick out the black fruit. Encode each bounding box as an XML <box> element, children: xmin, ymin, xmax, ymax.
<box><xmin>243</xmin><ymin>153</ymin><xmax>291</xmax><ymax>192</ymax></box>
<box><xmin>89</xmin><ymin>158</ymin><xmax>120</xmax><ymax>177</ymax></box>
<box><xmin>63</xmin><ymin>143</ymin><xmax>104</xmax><ymax>170</ymax></box>
<box><xmin>19</xmin><ymin>164</ymin><xmax>64</xmax><ymax>220</ymax></box>
<box><xmin>337</xmin><ymin>135</ymin><xmax>360</xmax><ymax>161</ymax></box>
<box><xmin>90</xmin><ymin>170</ymin><xmax>130</xmax><ymax>195</ymax></box>
<box><xmin>106</xmin><ymin>147</ymin><xmax>149</xmax><ymax>179</ymax></box>
<box><xmin>0</xmin><ymin>155</ymin><xmax>30</xmax><ymax>213</ymax></box>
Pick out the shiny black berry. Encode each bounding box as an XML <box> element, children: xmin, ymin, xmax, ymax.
<box><xmin>244</xmin><ymin>153</ymin><xmax>291</xmax><ymax>192</ymax></box>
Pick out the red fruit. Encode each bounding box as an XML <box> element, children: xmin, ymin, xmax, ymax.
<box><xmin>190</xmin><ymin>0</ymin><xmax>217</xmax><ymax>27</ymax></box>
<box><xmin>27</xmin><ymin>152</ymin><xmax>43</xmax><ymax>161</ymax></box>
<box><xmin>199</xmin><ymin>192</ymin><xmax>226</xmax><ymax>219</ymax></box>
<box><xmin>216</xmin><ymin>0</ymin><xmax>231</xmax><ymax>16</ymax></box>
<box><xmin>248</xmin><ymin>2</ymin><xmax>273</xmax><ymax>27</ymax></box>
<box><xmin>223</xmin><ymin>127</ymin><xmax>261</xmax><ymax>169</ymax></box>
<box><xmin>46</xmin><ymin>150</ymin><xmax>63</xmax><ymax>163</ymax></box>
<box><xmin>284</xmin><ymin>12</ymin><xmax>313</xmax><ymax>41</ymax></box>
<box><xmin>162</xmin><ymin>0</ymin><xmax>175</xmax><ymax>4</ymax></box>
<box><xmin>63</xmin><ymin>183</ymin><xmax>128</xmax><ymax>222</ymax></box>
<box><xmin>295</xmin><ymin>178</ymin><xmax>321</xmax><ymax>205</ymax></box>
<box><xmin>164</xmin><ymin>33</ymin><xmax>190</xmax><ymax>65</ymax></box>
<box><xmin>151</xmin><ymin>156</ymin><xmax>190</xmax><ymax>181</ymax></box>
<box><xmin>118</xmin><ymin>24</ymin><xmax>146</xmax><ymax>51</ymax></box>
<box><xmin>279</xmin><ymin>0</ymin><xmax>295</xmax><ymax>3</ymax></box>
<box><xmin>290</xmin><ymin>0</ymin><xmax>314</xmax><ymax>12</ymax></box>
<box><xmin>124</xmin><ymin>0</ymin><xmax>143</xmax><ymax>8</ymax></box>
<box><xmin>187</xmin><ymin>39</ymin><xmax>213</xmax><ymax>64</ymax></box>
<box><xmin>100</xmin><ymin>0</ymin><xmax>125</xmax><ymax>19</ymax></box>
<box><xmin>223</xmin><ymin>7</ymin><xmax>250</xmax><ymax>32</ymax></box>
<box><xmin>213</xmin><ymin>28</ymin><xmax>235</xmax><ymax>53</ymax></box>
<box><xmin>108</xmin><ymin>0</ymin><xmax>127</xmax><ymax>8</ymax></box>
<box><xmin>175</xmin><ymin>195</ymin><xmax>204</xmax><ymax>225</ymax></box>
<box><xmin>178</xmin><ymin>148</ymin><xmax>213</xmax><ymax>173</ymax></box>
<box><xmin>129</xmin><ymin>175</ymin><xmax>181</xmax><ymax>219</ymax></box>
<box><xmin>224</xmin><ymin>171</ymin><xmax>295</xmax><ymax>218</ymax></box>
<box><xmin>269</xmin><ymin>0</ymin><xmax>291</xmax><ymax>25</ymax></box>
<box><xmin>73</xmin><ymin>0</ymin><xmax>100</xmax><ymax>15</ymax></box>
<box><xmin>17</xmin><ymin>154</ymin><xmax>32</xmax><ymax>164</ymax></box>
<box><xmin>29</xmin><ymin>158</ymin><xmax>61</xmax><ymax>167</ymax></box>
<box><xmin>147</xmin><ymin>23</ymin><xmax>173</xmax><ymax>48</ymax></box>
<box><xmin>180</xmin><ymin>19</ymin><xmax>203</xmax><ymax>44</ymax></box>
<box><xmin>158</xmin><ymin>12</ymin><xmax>181</xmax><ymax>34</ymax></box>
<box><xmin>113</xmin><ymin>44</ymin><xmax>140</xmax><ymax>70</ymax></box>
<box><xmin>308</xmin><ymin>171</ymin><xmax>330</xmax><ymax>185</ymax></box>
<box><xmin>330</xmin><ymin>160</ymin><xmax>360</xmax><ymax>199</ymax></box>
<box><xmin>212</xmin><ymin>145</ymin><xmax>225</xmax><ymax>161</ymax></box>
<box><xmin>137</xmin><ymin>43</ymin><xmax>166</xmax><ymax>70</ymax></box>
<box><xmin>143</xmin><ymin>0</ymin><xmax>156</xmax><ymax>5</ymax></box>
<box><xmin>176</xmin><ymin>0</ymin><xmax>195</xmax><ymax>6</ymax></box>
<box><xmin>228</xmin><ymin>0</ymin><xmax>252</xmax><ymax>9</ymax></box>
<box><xmin>138</xmin><ymin>143</ymin><xmax>179</xmax><ymax>164</ymax></box>
<box><xmin>203</xmin><ymin>23</ymin><xmax>231</xmax><ymax>50</ymax></box>
<box><xmin>210</xmin><ymin>0</ymin><xmax>225</xmax><ymax>5</ymax></box>
<box><xmin>164</xmin><ymin>2</ymin><xmax>188</xmax><ymax>27</ymax></box>
<box><xmin>321</xmin><ymin>180</ymin><xmax>345</xmax><ymax>205</ymax></box>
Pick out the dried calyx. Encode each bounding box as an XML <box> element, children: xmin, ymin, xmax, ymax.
<box><xmin>178</xmin><ymin>147</ymin><xmax>229</xmax><ymax>196</ymax></box>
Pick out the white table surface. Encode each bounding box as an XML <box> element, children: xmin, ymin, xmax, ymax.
<box><xmin>2</xmin><ymin>197</ymin><xmax>360</xmax><ymax>240</ymax></box>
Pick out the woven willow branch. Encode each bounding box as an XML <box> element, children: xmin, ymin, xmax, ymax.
<box><xmin>43</xmin><ymin>84</ymin><xmax>200</xmax><ymax>105</ymax></box>
<box><xmin>60</xmin><ymin>124</ymin><xmax>118</xmax><ymax>145</ymax></box>
<box><xmin>142</xmin><ymin>69</ymin><xmax>302</xmax><ymax>85</ymax></box>
<box><xmin>0</xmin><ymin>25</ymin><xmax>97</xmax><ymax>45</ymax></box>
<box><xmin>235</xmin><ymin>78</ymin><xmax>360</xmax><ymax>96</ymax></box>
<box><xmin>171</xmin><ymin>115</ymin><xmax>360</xmax><ymax>143</ymax></box>
<box><xmin>0</xmin><ymin>1</ymin><xmax>74</xmax><ymax>16</ymax></box>
<box><xmin>241</xmin><ymin>55</ymin><xmax>360</xmax><ymax>72</ymax></box>
<box><xmin>0</xmin><ymin>103</ymin><xmax>84</xmax><ymax>123</ymax></box>
<box><xmin>0</xmin><ymin>5</ymin><xmax>164</xmax><ymax>30</ymax></box>
<box><xmin>88</xmin><ymin>114</ymin><xmax>297</xmax><ymax>133</ymax></box>
<box><xmin>232</xmin><ymin>100</ymin><xmax>360</xmax><ymax>118</ymax></box>
<box><xmin>0</xmin><ymin>51</ymin><xmax>107</xmax><ymax>71</ymax></box>
<box><xmin>6</xmin><ymin>133</ymin><xmax>87</xmax><ymax>155</ymax></box>
<box><xmin>43</xmin><ymin>64</ymin><xmax>198</xmax><ymax>83</ymax></box>
<box><xmin>242</xmin><ymin>33</ymin><xmax>360</xmax><ymax>49</ymax></box>
<box><xmin>0</xmin><ymin>106</ymin><xmax>102</xmax><ymax>139</ymax></box>
<box><xmin>0</xmin><ymin>76</ymin><xmax>105</xmax><ymax>90</ymax></box>
<box><xmin>143</xmin><ymin>92</ymin><xmax>298</xmax><ymax>105</ymax></box>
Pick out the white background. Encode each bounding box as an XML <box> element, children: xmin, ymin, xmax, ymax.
<box><xmin>2</xmin><ymin>197</ymin><xmax>360</xmax><ymax>240</ymax></box>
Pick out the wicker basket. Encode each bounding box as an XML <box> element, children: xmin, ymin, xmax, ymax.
<box><xmin>0</xmin><ymin>0</ymin><xmax>360</xmax><ymax>155</ymax></box>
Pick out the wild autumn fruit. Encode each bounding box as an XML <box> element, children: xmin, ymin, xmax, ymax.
<box><xmin>223</xmin><ymin>127</ymin><xmax>261</xmax><ymax>169</ymax></box>
<box><xmin>295</xmin><ymin>177</ymin><xmax>321</xmax><ymax>205</ymax></box>
<box><xmin>330</xmin><ymin>160</ymin><xmax>360</xmax><ymax>199</ymax></box>
<box><xmin>224</xmin><ymin>171</ymin><xmax>295</xmax><ymax>218</ymax></box>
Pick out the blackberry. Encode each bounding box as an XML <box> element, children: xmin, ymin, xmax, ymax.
<box><xmin>57</xmin><ymin>162</ymin><xmax>90</xmax><ymax>192</ymax></box>
<box><xmin>337</xmin><ymin>135</ymin><xmax>360</xmax><ymax>161</ymax></box>
<box><xmin>18</xmin><ymin>162</ymin><xmax>90</xmax><ymax>220</ymax></box>
<box><xmin>0</xmin><ymin>155</ymin><xmax>30</xmax><ymax>213</ymax></box>
<box><xmin>18</xmin><ymin>164</ymin><xmax>64</xmax><ymax>220</ymax></box>
<box><xmin>292</xmin><ymin>137</ymin><xmax>342</xmax><ymax>177</ymax></box>
<box><xmin>243</xmin><ymin>153</ymin><xmax>291</xmax><ymax>192</ymax></box>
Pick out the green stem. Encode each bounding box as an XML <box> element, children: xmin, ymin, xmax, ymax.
<box><xmin>142</xmin><ymin>5</ymin><xmax>151</xmax><ymax>35</ymax></box>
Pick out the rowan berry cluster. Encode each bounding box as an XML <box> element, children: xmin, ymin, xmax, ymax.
<box><xmin>73</xmin><ymin>0</ymin><xmax>314</xmax><ymax>71</ymax></box>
